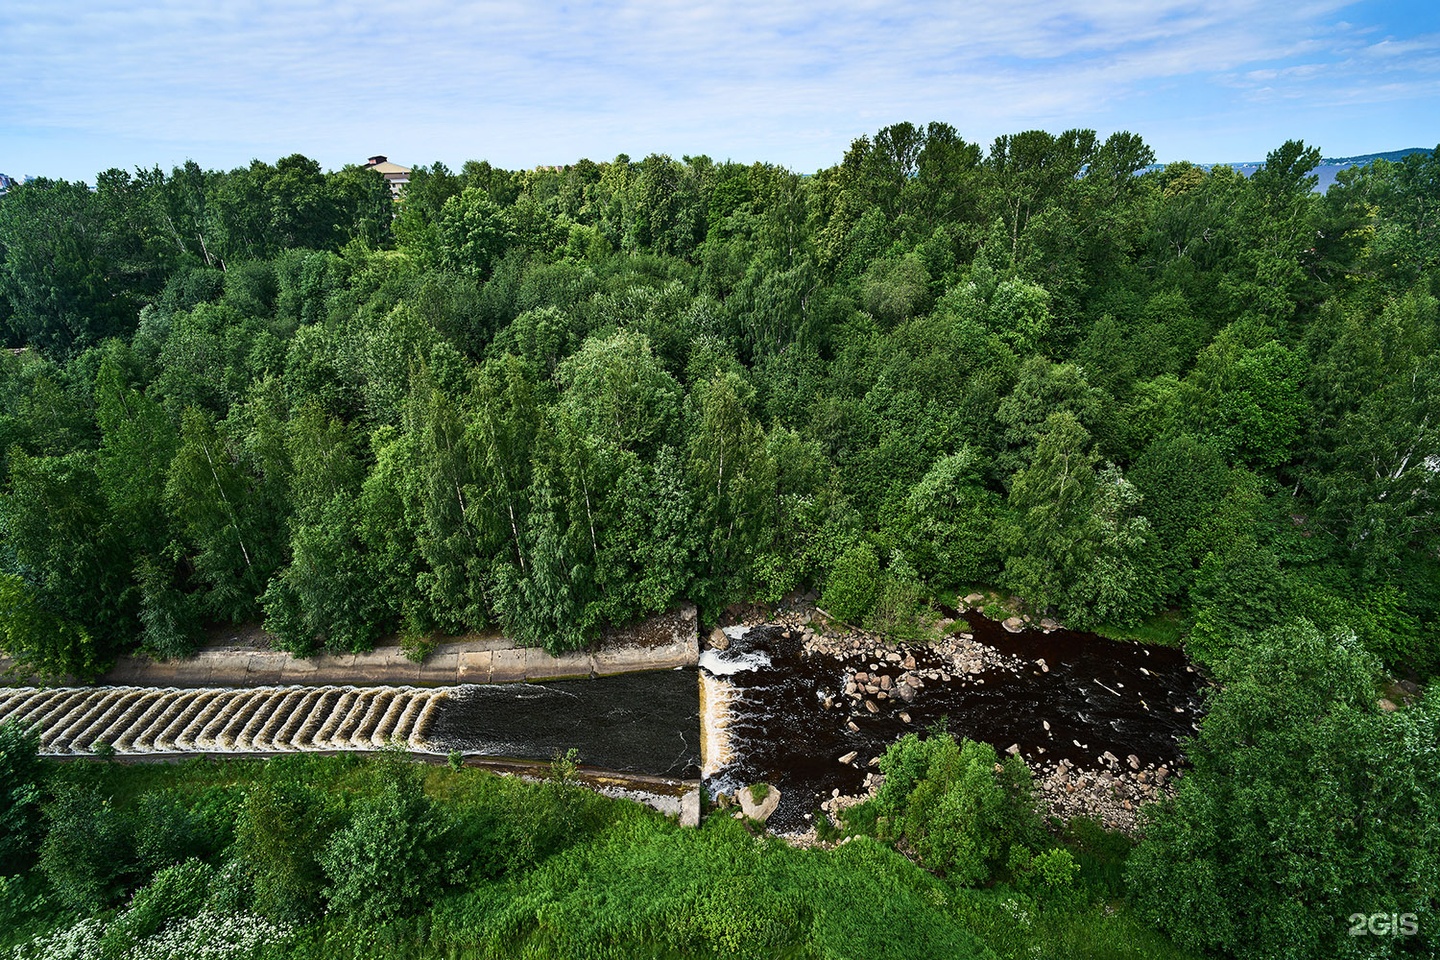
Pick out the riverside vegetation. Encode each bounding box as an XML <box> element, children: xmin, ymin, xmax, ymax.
<box><xmin>1</xmin><ymin>126</ymin><xmax>1438</xmax><ymax>956</ymax></box>
<box><xmin>0</xmin><ymin>726</ymin><xmax>1199</xmax><ymax>960</ymax></box>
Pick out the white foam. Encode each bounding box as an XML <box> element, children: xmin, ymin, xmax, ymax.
<box><xmin>699</xmin><ymin>672</ymin><xmax>739</xmax><ymax>778</ymax></box>
<box><xmin>698</xmin><ymin>648</ymin><xmax>771</xmax><ymax>676</ymax></box>
<box><xmin>721</xmin><ymin>625</ymin><xmax>752</xmax><ymax>640</ymax></box>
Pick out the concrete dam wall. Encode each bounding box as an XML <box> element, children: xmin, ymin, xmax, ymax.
<box><xmin>0</xmin><ymin>685</ymin><xmax>448</xmax><ymax>755</ymax></box>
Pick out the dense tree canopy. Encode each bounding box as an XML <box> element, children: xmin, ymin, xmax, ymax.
<box><xmin>0</xmin><ymin>134</ymin><xmax>1436</xmax><ymax>686</ymax></box>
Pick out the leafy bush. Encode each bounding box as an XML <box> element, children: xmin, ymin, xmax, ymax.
<box><xmin>1127</xmin><ymin>620</ymin><xmax>1440</xmax><ymax>960</ymax></box>
<box><xmin>822</xmin><ymin>541</ymin><xmax>881</xmax><ymax>623</ymax></box>
<box><xmin>1008</xmin><ymin>846</ymin><xmax>1081</xmax><ymax>907</ymax></box>
<box><xmin>852</xmin><ymin>731</ymin><xmax>1042</xmax><ymax>885</ymax></box>
<box><xmin>234</xmin><ymin>781</ymin><xmax>332</xmax><ymax>923</ymax></box>
<box><xmin>132</xmin><ymin>788</ymin><xmax>236</xmax><ymax>877</ymax></box>
<box><xmin>866</xmin><ymin>552</ymin><xmax>931</xmax><ymax>639</ymax></box>
<box><xmin>0</xmin><ymin>719</ymin><xmax>43</xmax><ymax>876</ymax></box>
<box><xmin>37</xmin><ymin>783</ymin><xmax>132</xmax><ymax>910</ymax></box>
<box><xmin>319</xmin><ymin>763</ymin><xmax>449</xmax><ymax>924</ymax></box>
<box><xmin>99</xmin><ymin>858</ymin><xmax>215</xmax><ymax>958</ymax></box>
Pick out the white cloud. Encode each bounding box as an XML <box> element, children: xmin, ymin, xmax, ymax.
<box><xmin>0</xmin><ymin>0</ymin><xmax>1434</xmax><ymax>178</ymax></box>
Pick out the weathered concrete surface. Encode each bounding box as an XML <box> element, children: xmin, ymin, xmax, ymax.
<box><xmin>2</xmin><ymin>604</ymin><xmax>699</xmax><ymax>689</ymax></box>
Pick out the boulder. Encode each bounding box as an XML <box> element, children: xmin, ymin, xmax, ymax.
<box><xmin>708</xmin><ymin>627</ymin><xmax>730</xmax><ymax>651</ymax></box>
<box><xmin>838</xmin><ymin>751</ymin><xmax>858</xmax><ymax>765</ymax></box>
<box><xmin>739</xmin><ymin>783</ymin><xmax>781</xmax><ymax>824</ymax></box>
<box><xmin>680</xmin><ymin>788</ymin><xmax>701</xmax><ymax>828</ymax></box>
<box><xmin>963</xmin><ymin>593</ymin><xmax>986</xmax><ymax>605</ymax></box>
<box><xmin>1002</xmin><ymin>616</ymin><xmax>1025</xmax><ymax>633</ymax></box>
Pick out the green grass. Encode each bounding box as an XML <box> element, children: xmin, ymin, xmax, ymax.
<box><xmin>8</xmin><ymin>755</ymin><xmax>1200</xmax><ymax>960</ymax></box>
<box><xmin>951</xmin><ymin>890</ymin><xmax>1204</xmax><ymax>960</ymax></box>
<box><xmin>1092</xmin><ymin>610</ymin><xmax>1187</xmax><ymax>648</ymax></box>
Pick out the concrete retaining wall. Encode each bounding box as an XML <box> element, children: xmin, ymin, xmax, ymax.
<box><xmin>4</xmin><ymin>604</ymin><xmax>699</xmax><ymax>689</ymax></box>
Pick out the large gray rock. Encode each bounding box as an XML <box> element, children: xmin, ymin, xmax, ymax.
<box><xmin>1002</xmin><ymin>616</ymin><xmax>1025</xmax><ymax>633</ymax></box>
<box><xmin>680</xmin><ymin>787</ymin><xmax>701</xmax><ymax>827</ymax></box>
<box><xmin>738</xmin><ymin>783</ymin><xmax>781</xmax><ymax>824</ymax></box>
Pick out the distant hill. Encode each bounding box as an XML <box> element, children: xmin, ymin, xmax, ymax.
<box><xmin>1320</xmin><ymin>148</ymin><xmax>1430</xmax><ymax>166</ymax></box>
<box><xmin>1146</xmin><ymin>147</ymin><xmax>1433</xmax><ymax>192</ymax></box>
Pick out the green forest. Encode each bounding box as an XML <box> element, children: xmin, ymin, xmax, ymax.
<box><xmin>1</xmin><ymin>126</ymin><xmax>1438</xmax><ymax>957</ymax></box>
<box><xmin>3</xmin><ymin>129</ymin><xmax>1439</xmax><ymax>677</ymax></box>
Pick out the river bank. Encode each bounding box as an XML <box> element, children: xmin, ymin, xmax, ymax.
<box><xmin>1</xmin><ymin>604</ymin><xmax>699</xmax><ymax>688</ymax></box>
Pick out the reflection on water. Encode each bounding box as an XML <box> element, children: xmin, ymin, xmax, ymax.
<box><xmin>427</xmin><ymin>668</ymin><xmax>701</xmax><ymax>779</ymax></box>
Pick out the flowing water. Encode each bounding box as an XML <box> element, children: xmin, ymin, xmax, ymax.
<box><xmin>426</xmin><ymin>669</ymin><xmax>702</xmax><ymax>778</ymax></box>
<box><xmin>2</xmin><ymin>616</ymin><xmax>1202</xmax><ymax>834</ymax></box>
<box><xmin>699</xmin><ymin>612</ymin><xmax>1205</xmax><ymax>832</ymax></box>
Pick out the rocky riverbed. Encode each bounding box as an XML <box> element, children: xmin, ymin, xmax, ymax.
<box><xmin>703</xmin><ymin>595</ymin><xmax>1200</xmax><ymax>835</ymax></box>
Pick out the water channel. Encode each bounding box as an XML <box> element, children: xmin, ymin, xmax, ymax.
<box><xmin>422</xmin><ymin>611</ymin><xmax>1205</xmax><ymax>833</ymax></box>
<box><xmin>2</xmin><ymin>613</ymin><xmax>1204</xmax><ymax>834</ymax></box>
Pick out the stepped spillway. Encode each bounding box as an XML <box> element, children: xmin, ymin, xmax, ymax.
<box><xmin>0</xmin><ymin>686</ymin><xmax>450</xmax><ymax>756</ymax></box>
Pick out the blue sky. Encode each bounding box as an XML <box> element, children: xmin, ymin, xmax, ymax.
<box><xmin>2</xmin><ymin>0</ymin><xmax>1437</xmax><ymax>181</ymax></box>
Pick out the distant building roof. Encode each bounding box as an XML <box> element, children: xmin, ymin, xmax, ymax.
<box><xmin>363</xmin><ymin>155</ymin><xmax>411</xmax><ymax>176</ymax></box>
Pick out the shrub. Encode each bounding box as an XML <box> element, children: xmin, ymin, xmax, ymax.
<box><xmin>866</xmin><ymin>552</ymin><xmax>930</xmax><ymax>639</ymax></box>
<box><xmin>0</xmin><ymin>719</ymin><xmax>43</xmax><ymax>876</ymax></box>
<box><xmin>132</xmin><ymin>789</ymin><xmax>235</xmax><ymax>877</ymax></box>
<box><xmin>37</xmin><ymin>784</ymin><xmax>132</xmax><ymax>911</ymax></box>
<box><xmin>99</xmin><ymin>858</ymin><xmax>215</xmax><ymax>959</ymax></box>
<box><xmin>854</xmin><ymin>731</ymin><xmax>1041</xmax><ymax>885</ymax></box>
<box><xmin>822</xmin><ymin>541</ymin><xmax>880</xmax><ymax>623</ymax></box>
<box><xmin>1010</xmin><ymin>846</ymin><xmax>1082</xmax><ymax>908</ymax></box>
<box><xmin>319</xmin><ymin>776</ymin><xmax>448</xmax><ymax>924</ymax></box>
<box><xmin>234</xmin><ymin>781</ymin><xmax>331</xmax><ymax>923</ymax></box>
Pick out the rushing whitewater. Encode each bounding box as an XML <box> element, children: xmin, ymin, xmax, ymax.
<box><xmin>0</xmin><ymin>685</ymin><xmax>448</xmax><ymax>755</ymax></box>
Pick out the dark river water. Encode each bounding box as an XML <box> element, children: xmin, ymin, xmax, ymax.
<box><xmin>426</xmin><ymin>669</ymin><xmax>702</xmax><ymax>779</ymax></box>
<box><xmin>702</xmin><ymin>612</ymin><xmax>1204</xmax><ymax>831</ymax></box>
<box><xmin>426</xmin><ymin>614</ymin><xmax>1205</xmax><ymax>833</ymax></box>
